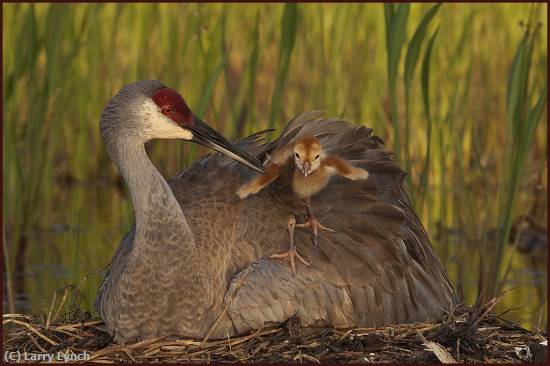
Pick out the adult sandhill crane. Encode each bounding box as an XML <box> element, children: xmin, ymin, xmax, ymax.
<box><xmin>96</xmin><ymin>80</ymin><xmax>456</xmax><ymax>344</ymax></box>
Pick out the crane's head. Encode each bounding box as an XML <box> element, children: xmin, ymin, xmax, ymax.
<box><xmin>293</xmin><ymin>136</ymin><xmax>324</xmax><ymax>177</ymax></box>
<box><xmin>101</xmin><ymin>80</ymin><xmax>263</xmax><ymax>173</ymax></box>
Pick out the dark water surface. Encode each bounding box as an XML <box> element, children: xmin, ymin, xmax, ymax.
<box><xmin>3</xmin><ymin>182</ymin><xmax>547</xmax><ymax>331</ymax></box>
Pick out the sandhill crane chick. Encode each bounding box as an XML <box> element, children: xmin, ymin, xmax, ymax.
<box><xmin>290</xmin><ymin>136</ymin><xmax>369</xmax><ymax>242</ymax></box>
<box><xmin>237</xmin><ymin>136</ymin><xmax>369</xmax><ymax>273</ymax></box>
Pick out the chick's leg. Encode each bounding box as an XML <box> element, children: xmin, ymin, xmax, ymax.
<box><xmin>296</xmin><ymin>197</ymin><xmax>335</xmax><ymax>245</ymax></box>
<box><xmin>270</xmin><ymin>217</ymin><xmax>310</xmax><ymax>275</ymax></box>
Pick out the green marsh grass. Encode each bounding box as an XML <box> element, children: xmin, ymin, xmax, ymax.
<box><xmin>268</xmin><ymin>3</ymin><xmax>298</xmax><ymax>130</ymax></box>
<box><xmin>490</xmin><ymin>11</ymin><xmax>547</xmax><ymax>299</ymax></box>
<box><xmin>384</xmin><ymin>3</ymin><xmax>410</xmax><ymax>165</ymax></box>
<box><xmin>2</xmin><ymin>3</ymin><xmax>547</xmax><ymax>329</ymax></box>
<box><xmin>403</xmin><ymin>3</ymin><xmax>441</xmax><ymax>193</ymax></box>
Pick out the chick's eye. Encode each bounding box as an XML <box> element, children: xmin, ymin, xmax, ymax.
<box><xmin>295</xmin><ymin>153</ymin><xmax>300</xmax><ymax>158</ymax></box>
<box><xmin>315</xmin><ymin>155</ymin><xmax>320</xmax><ymax>160</ymax></box>
<box><xmin>161</xmin><ymin>105</ymin><xmax>175</xmax><ymax>115</ymax></box>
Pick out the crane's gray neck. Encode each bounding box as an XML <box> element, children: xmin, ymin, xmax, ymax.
<box><xmin>107</xmin><ymin>136</ymin><xmax>196</xmax><ymax>256</ymax></box>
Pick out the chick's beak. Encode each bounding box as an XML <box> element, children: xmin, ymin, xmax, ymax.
<box><xmin>189</xmin><ymin>116</ymin><xmax>264</xmax><ymax>173</ymax></box>
<box><xmin>302</xmin><ymin>161</ymin><xmax>311</xmax><ymax>177</ymax></box>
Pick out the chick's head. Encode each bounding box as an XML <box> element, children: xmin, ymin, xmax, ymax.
<box><xmin>293</xmin><ymin>136</ymin><xmax>324</xmax><ymax>177</ymax></box>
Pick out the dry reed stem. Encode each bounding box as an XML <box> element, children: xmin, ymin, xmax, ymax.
<box><xmin>472</xmin><ymin>287</ymin><xmax>514</xmax><ymax>328</ymax></box>
<box><xmin>3</xmin><ymin>314</ymin><xmax>34</xmax><ymax>321</ymax></box>
<box><xmin>200</xmin><ymin>266</ymin><xmax>254</xmax><ymax>347</ymax></box>
<box><xmin>51</xmin><ymin>286</ymin><xmax>72</xmax><ymax>327</ymax></box>
<box><xmin>27</xmin><ymin>333</ymin><xmax>47</xmax><ymax>353</ymax></box>
<box><xmin>4</xmin><ymin>319</ymin><xmax>58</xmax><ymax>345</ymax></box>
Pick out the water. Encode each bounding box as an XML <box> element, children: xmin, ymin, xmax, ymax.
<box><xmin>3</xmin><ymin>181</ymin><xmax>547</xmax><ymax>331</ymax></box>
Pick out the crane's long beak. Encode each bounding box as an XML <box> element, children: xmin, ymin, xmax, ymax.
<box><xmin>190</xmin><ymin>116</ymin><xmax>264</xmax><ymax>173</ymax></box>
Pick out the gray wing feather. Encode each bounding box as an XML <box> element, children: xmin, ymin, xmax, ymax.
<box><xmin>225</xmin><ymin>259</ymin><xmax>357</xmax><ymax>334</ymax></box>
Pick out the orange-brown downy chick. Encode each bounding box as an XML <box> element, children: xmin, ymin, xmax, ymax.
<box><xmin>289</xmin><ymin>136</ymin><xmax>369</xmax><ymax>243</ymax></box>
<box><xmin>237</xmin><ymin>136</ymin><xmax>369</xmax><ymax>274</ymax></box>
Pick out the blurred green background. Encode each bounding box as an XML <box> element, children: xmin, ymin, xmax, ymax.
<box><xmin>3</xmin><ymin>3</ymin><xmax>547</xmax><ymax>331</ymax></box>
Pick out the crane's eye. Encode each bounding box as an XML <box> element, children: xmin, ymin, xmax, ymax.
<box><xmin>314</xmin><ymin>154</ymin><xmax>320</xmax><ymax>160</ymax></box>
<box><xmin>161</xmin><ymin>105</ymin><xmax>175</xmax><ymax>115</ymax></box>
<box><xmin>295</xmin><ymin>153</ymin><xmax>300</xmax><ymax>158</ymax></box>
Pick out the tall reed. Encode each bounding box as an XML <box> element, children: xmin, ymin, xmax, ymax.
<box><xmin>268</xmin><ymin>3</ymin><xmax>298</xmax><ymax>130</ymax></box>
<box><xmin>487</xmin><ymin>7</ymin><xmax>547</xmax><ymax>299</ymax></box>
<box><xmin>383</xmin><ymin>3</ymin><xmax>409</xmax><ymax>164</ymax></box>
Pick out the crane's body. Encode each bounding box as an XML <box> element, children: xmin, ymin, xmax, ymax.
<box><xmin>96</xmin><ymin>81</ymin><xmax>456</xmax><ymax>344</ymax></box>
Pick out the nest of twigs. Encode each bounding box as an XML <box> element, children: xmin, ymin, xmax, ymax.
<box><xmin>3</xmin><ymin>299</ymin><xmax>547</xmax><ymax>364</ymax></box>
